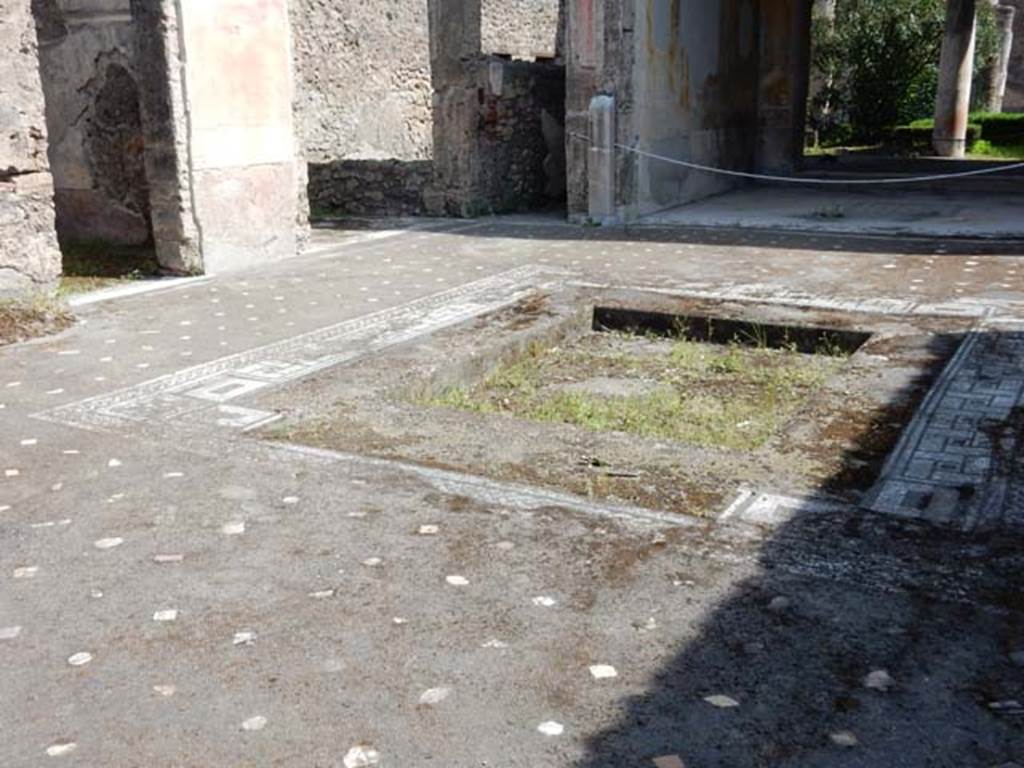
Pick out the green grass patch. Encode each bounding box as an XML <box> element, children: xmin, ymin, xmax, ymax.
<box><xmin>0</xmin><ymin>294</ymin><xmax>74</xmax><ymax>346</ymax></box>
<box><xmin>522</xmin><ymin>387</ymin><xmax>782</xmax><ymax>450</ymax></box>
<box><xmin>418</xmin><ymin>334</ymin><xmax>845</xmax><ymax>451</ymax></box>
<box><xmin>968</xmin><ymin>139</ymin><xmax>1024</xmax><ymax>160</ymax></box>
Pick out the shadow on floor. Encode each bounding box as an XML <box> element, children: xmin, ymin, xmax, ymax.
<box><xmin>572</xmin><ymin>330</ymin><xmax>1024</xmax><ymax>767</ymax></box>
<box><xmin>58</xmin><ymin>241</ymin><xmax>160</xmax><ymax>297</ymax></box>
<box><xmin>310</xmin><ymin>198</ymin><xmax>1024</xmax><ymax>258</ymax></box>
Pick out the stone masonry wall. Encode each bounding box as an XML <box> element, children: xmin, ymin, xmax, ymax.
<box><xmin>0</xmin><ymin>0</ymin><xmax>61</xmax><ymax>297</ymax></box>
<box><xmin>129</xmin><ymin>0</ymin><xmax>202</xmax><ymax>274</ymax></box>
<box><xmin>289</xmin><ymin>0</ymin><xmax>434</xmax><ymax>164</ymax></box>
<box><xmin>482</xmin><ymin>0</ymin><xmax>562</xmax><ymax>60</ymax></box>
<box><xmin>34</xmin><ymin>0</ymin><xmax>150</xmax><ymax>246</ymax></box>
<box><xmin>291</xmin><ymin>0</ymin><xmax>563</xmax><ymax>217</ymax></box>
<box><xmin>474</xmin><ymin>58</ymin><xmax>566</xmax><ymax>213</ymax></box>
<box><xmin>308</xmin><ymin>160</ymin><xmax>432</xmax><ymax>217</ymax></box>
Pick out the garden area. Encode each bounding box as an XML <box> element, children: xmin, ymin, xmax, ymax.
<box><xmin>807</xmin><ymin>0</ymin><xmax>1024</xmax><ymax>160</ymax></box>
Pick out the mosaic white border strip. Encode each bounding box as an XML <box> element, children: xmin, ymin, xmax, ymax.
<box><xmin>35</xmin><ymin>265</ymin><xmax>564</xmax><ymax>432</ymax></box>
<box><xmin>68</xmin><ymin>275</ymin><xmax>213</xmax><ymax>308</ymax></box>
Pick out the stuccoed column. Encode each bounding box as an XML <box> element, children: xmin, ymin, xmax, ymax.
<box><xmin>933</xmin><ymin>0</ymin><xmax>978</xmax><ymax>158</ymax></box>
<box><xmin>587</xmin><ymin>94</ymin><xmax>615</xmax><ymax>224</ymax></box>
<box><xmin>985</xmin><ymin>2</ymin><xmax>1017</xmax><ymax>112</ymax></box>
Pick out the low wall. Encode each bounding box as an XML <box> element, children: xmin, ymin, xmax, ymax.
<box><xmin>308</xmin><ymin>160</ymin><xmax>433</xmax><ymax>217</ymax></box>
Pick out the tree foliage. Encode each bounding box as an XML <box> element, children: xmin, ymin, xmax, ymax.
<box><xmin>810</xmin><ymin>0</ymin><xmax>999</xmax><ymax>145</ymax></box>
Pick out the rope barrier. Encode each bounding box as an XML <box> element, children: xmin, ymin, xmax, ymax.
<box><xmin>567</xmin><ymin>132</ymin><xmax>1024</xmax><ymax>186</ymax></box>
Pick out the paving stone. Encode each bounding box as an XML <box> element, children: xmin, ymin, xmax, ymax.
<box><xmin>831</xmin><ymin>731</ymin><xmax>859</xmax><ymax>747</ymax></box>
<box><xmin>863</xmin><ymin>669</ymin><xmax>895</xmax><ymax>692</ymax></box>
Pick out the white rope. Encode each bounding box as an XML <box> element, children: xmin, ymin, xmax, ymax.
<box><xmin>567</xmin><ymin>132</ymin><xmax>1024</xmax><ymax>185</ymax></box>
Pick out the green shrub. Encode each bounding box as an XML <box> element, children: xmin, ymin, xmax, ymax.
<box><xmin>901</xmin><ymin>113</ymin><xmax>1024</xmax><ymax>145</ymax></box>
<box><xmin>968</xmin><ymin>112</ymin><xmax>1024</xmax><ymax>143</ymax></box>
<box><xmin>889</xmin><ymin>123</ymin><xmax>982</xmax><ymax>153</ymax></box>
<box><xmin>809</xmin><ymin>0</ymin><xmax>1001</xmax><ymax>144</ymax></box>
<box><xmin>818</xmin><ymin>122</ymin><xmax>855</xmax><ymax>149</ymax></box>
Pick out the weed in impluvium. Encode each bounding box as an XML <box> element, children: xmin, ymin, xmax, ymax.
<box><xmin>425</xmin><ymin>385</ymin><xmax>494</xmax><ymax>413</ymax></box>
<box><xmin>708</xmin><ymin>343</ymin><xmax>745</xmax><ymax>375</ymax></box>
<box><xmin>667</xmin><ymin>339</ymin><xmax>707</xmax><ymax>371</ymax></box>
<box><xmin>487</xmin><ymin>357</ymin><xmax>538</xmax><ymax>394</ymax></box>
<box><xmin>736</xmin><ymin>323</ymin><xmax>770</xmax><ymax>350</ymax></box>
<box><xmin>815</xmin><ymin>332</ymin><xmax>850</xmax><ymax>358</ymax></box>
<box><xmin>419</xmin><ymin>333</ymin><xmax>844</xmax><ymax>451</ymax></box>
<box><xmin>525</xmin><ymin>387</ymin><xmax>779</xmax><ymax>450</ymax></box>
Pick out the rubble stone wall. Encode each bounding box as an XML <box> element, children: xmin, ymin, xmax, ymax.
<box><xmin>482</xmin><ymin>0</ymin><xmax>561</xmax><ymax>59</ymax></box>
<box><xmin>308</xmin><ymin>160</ymin><xmax>433</xmax><ymax>217</ymax></box>
<box><xmin>0</xmin><ymin>0</ymin><xmax>61</xmax><ymax>297</ymax></box>
<box><xmin>472</xmin><ymin>59</ymin><xmax>567</xmax><ymax>213</ymax></box>
<box><xmin>289</xmin><ymin>0</ymin><xmax>434</xmax><ymax>164</ymax></box>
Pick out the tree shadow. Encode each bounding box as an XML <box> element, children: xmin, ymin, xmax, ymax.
<box><xmin>574</xmin><ymin>329</ymin><xmax>1024</xmax><ymax>767</ymax></box>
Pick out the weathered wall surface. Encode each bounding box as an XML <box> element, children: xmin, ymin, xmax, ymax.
<box><xmin>1</xmin><ymin>0</ymin><xmax>61</xmax><ymax>296</ymax></box>
<box><xmin>293</xmin><ymin>0</ymin><xmax>565</xmax><ymax>217</ymax></box>
<box><xmin>34</xmin><ymin>0</ymin><xmax>150</xmax><ymax>246</ymax></box>
<box><xmin>1005</xmin><ymin>0</ymin><xmax>1024</xmax><ymax>110</ymax></box>
<box><xmin>628</xmin><ymin>0</ymin><xmax>760</xmax><ymax>217</ymax></box>
<box><xmin>567</xmin><ymin>0</ymin><xmax>813</xmax><ymax>221</ymax></box>
<box><xmin>309</xmin><ymin>160</ymin><xmax>432</xmax><ymax>216</ymax></box>
<box><xmin>181</xmin><ymin>0</ymin><xmax>302</xmax><ymax>272</ymax></box>
<box><xmin>757</xmin><ymin>0</ymin><xmax>812</xmax><ymax>171</ymax></box>
<box><xmin>289</xmin><ymin>0</ymin><xmax>433</xmax><ymax>164</ymax></box>
<box><xmin>482</xmin><ymin>0</ymin><xmax>562</xmax><ymax>59</ymax></box>
<box><xmin>473</xmin><ymin>59</ymin><xmax>566</xmax><ymax>212</ymax></box>
<box><xmin>289</xmin><ymin>0</ymin><xmax>433</xmax><ymax>217</ymax></box>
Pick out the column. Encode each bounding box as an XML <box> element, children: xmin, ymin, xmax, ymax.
<box><xmin>757</xmin><ymin>0</ymin><xmax>814</xmax><ymax>172</ymax></box>
<box><xmin>427</xmin><ymin>0</ymin><xmax>483</xmax><ymax>216</ymax></box>
<box><xmin>933</xmin><ymin>0</ymin><xmax>977</xmax><ymax>158</ymax></box>
<box><xmin>985</xmin><ymin>3</ymin><xmax>1017</xmax><ymax>112</ymax></box>
<box><xmin>587</xmin><ymin>94</ymin><xmax>615</xmax><ymax>224</ymax></box>
<box><xmin>132</xmin><ymin>0</ymin><xmax>304</xmax><ymax>274</ymax></box>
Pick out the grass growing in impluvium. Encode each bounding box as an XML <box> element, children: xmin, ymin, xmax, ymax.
<box><xmin>420</xmin><ymin>332</ymin><xmax>847</xmax><ymax>451</ymax></box>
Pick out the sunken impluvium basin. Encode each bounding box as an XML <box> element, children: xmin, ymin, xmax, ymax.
<box><xmin>261</xmin><ymin>287</ymin><xmax>965</xmax><ymax>519</ymax></box>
